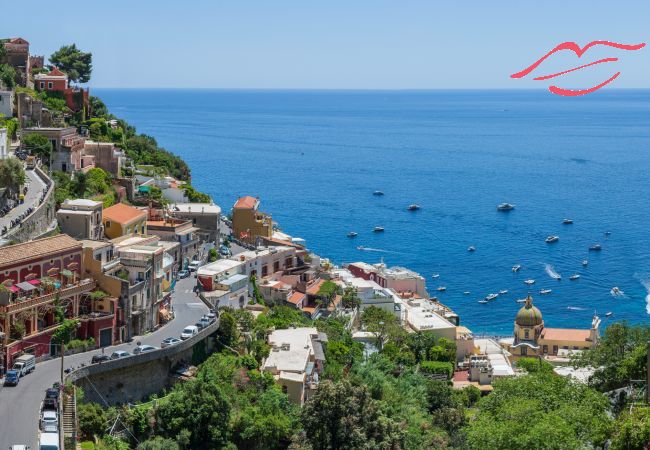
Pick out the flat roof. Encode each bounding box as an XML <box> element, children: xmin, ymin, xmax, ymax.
<box><xmin>198</xmin><ymin>259</ymin><xmax>243</xmax><ymax>276</ymax></box>
<box><xmin>403</xmin><ymin>300</ymin><xmax>455</xmax><ymax>331</ymax></box>
<box><xmin>219</xmin><ymin>274</ymin><xmax>248</xmax><ymax>286</ymax></box>
<box><xmin>173</xmin><ymin>203</ymin><xmax>221</xmax><ymax>214</ymax></box>
<box><xmin>61</xmin><ymin>198</ymin><xmax>102</xmax><ymax>208</ymax></box>
<box><xmin>81</xmin><ymin>240</ymin><xmax>111</xmax><ymax>250</ymax></box>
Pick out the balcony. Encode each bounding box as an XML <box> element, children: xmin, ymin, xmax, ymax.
<box><xmin>0</xmin><ymin>279</ymin><xmax>96</xmax><ymax>314</ymax></box>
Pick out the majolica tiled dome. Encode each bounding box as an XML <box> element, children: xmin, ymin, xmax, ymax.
<box><xmin>515</xmin><ymin>295</ymin><xmax>543</xmax><ymax>327</ymax></box>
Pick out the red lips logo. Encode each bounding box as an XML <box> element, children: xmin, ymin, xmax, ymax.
<box><xmin>511</xmin><ymin>40</ymin><xmax>646</xmax><ymax>96</ymax></box>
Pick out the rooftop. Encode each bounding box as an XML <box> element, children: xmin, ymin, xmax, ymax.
<box><xmin>198</xmin><ymin>259</ymin><xmax>243</xmax><ymax>277</ymax></box>
<box><xmin>0</xmin><ymin>234</ymin><xmax>81</xmax><ymax>268</ymax></box>
<box><xmin>541</xmin><ymin>327</ymin><xmax>592</xmax><ymax>342</ymax></box>
<box><xmin>402</xmin><ymin>299</ymin><xmax>456</xmax><ymax>332</ymax></box>
<box><xmin>60</xmin><ymin>198</ymin><xmax>102</xmax><ymax>209</ymax></box>
<box><xmin>233</xmin><ymin>196</ymin><xmax>259</xmax><ymax>209</ymax></box>
<box><xmin>172</xmin><ymin>203</ymin><xmax>221</xmax><ymax>215</ymax></box>
<box><xmin>81</xmin><ymin>240</ymin><xmax>111</xmax><ymax>250</ymax></box>
<box><xmin>103</xmin><ymin>203</ymin><xmax>146</xmax><ymax>225</ymax></box>
<box><xmin>263</xmin><ymin>327</ymin><xmax>321</xmax><ymax>373</ymax></box>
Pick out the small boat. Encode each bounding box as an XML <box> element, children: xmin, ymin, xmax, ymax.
<box><xmin>539</xmin><ymin>289</ymin><xmax>552</xmax><ymax>295</ymax></box>
<box><xmin>563</xmin><ymin>219</ymin><xmax>573</xmax><ymax>224</ymax></box>
<box><xmin>589</xmin><ymin>244</ymin><xmax>602</xmax><ymax>251</ymax></box>
<box><xmin>437</xmin><ymin>286</ymin><xmax>447</xmax><ymax>292</ymax></box>
<box><xmin>407</xmin><ymin>204</ymin><xmax>420</xmax><ymax>211</ymax></box>
<box><xmin>610</xmin><ymin>287</ymin><xmax>624</xmax><ymax>296</ymax></box>
<box><xmin>431</xmin><ymin>274</ymin><xmax>440</xmax><ymax>279</ymax></box>
<box><xmin>582</xmin><ymin>259</ymin><xmax>589</xmax><ymax>267</ymax></box>
<box><xmin>569</xmin><ymin>274</ymin><xmax>580</xmax><ymax>281</ymax></box>
<box><xmin>347</xmin><ymin>232</ymin><xmax>358</xmax><ymax>238</ymax></box>
<box><xmin>605</xmin><ymin>312</ymin><xmax>613</xmax><ymax>317</ymax></box>
<box><xmin>515</xmin><ymin>298</ymin><xmax>527</xmax><ymax>303</ymax></box>
<box><xmin>373</xmin><ymin>191</ymin><xmax>384</xmax><ymax>196</ymax></box>
<box><xmin>485</xmin><ymin>293</ymin><xmax>499</xmax><ymax>301</ymax></box>
<box><xmin>499</xmin><ymin>289</ymin><xmax>509</xmax><ymax>295</ymax></box>
<box><xmin>524</xmin><ymin>279</ymin><xmax>535</xmax><ymax>285</ymax></box>
<box><xmin>373</xmin><ymin>226</ymin><xmax>384</xmax><ymax>232</ymax></box>
<box><xmin>356</xmin><ymin>246</ymin><xmax>365</xmax><ymax>250</ymax></box>
<box><xmin>604</xmin><ymin>231</ymin><xmax>611</xmax><ymax>236</ymax></box>
<box><xmin>512</xmin><ymin>264</ymin><xmax>521</xmax><ymax>272</ymax></box>
<box><xmin>545</xmin><ymin>235</ymin><xmax>559</xmax><ymax>243</ymax></box>
<box><xmin>467</xmin><ymin>246</ymin><xmax>476</xmax><ymax>252</ymax></box>
<box><xmin>497</xmin><ymin>203</ymin><xmax>515</xmax><ymax>211</ymax></box>
<box><xmin>463</xmin><ymin>291</ymin><xmax>470</xmax><ymax>295</ymax></box>
<box><xmin>478</xmin><ymin>299</ymin><xmax>489</xmax><ymax>304</ymax></box>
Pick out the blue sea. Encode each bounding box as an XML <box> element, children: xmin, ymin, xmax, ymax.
<box><xmin>96</xmin><ymin>88</ymin><xmax>650</xmax><ymax>334</ymax></box>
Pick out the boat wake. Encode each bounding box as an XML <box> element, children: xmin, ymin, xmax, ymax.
<box><xmin>544</xmin><ymin>263</ymin><xmax>562</xmax><ymax>280</ymax></box>
<box><xmin>567</xmin><ymin>306</ymin><xmax>587</xmax><ymax>311</ymax></box>
<box><xmin>356</xmin><ymin>246</ymin><xmax>399</xmax><ymax>254</ymax></box>
<box><xmin>633</xmin><ymin>274</ymin><xmax>650</xmax><ymax>314</ymax></box>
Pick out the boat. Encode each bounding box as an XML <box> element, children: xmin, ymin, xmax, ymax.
<box><xmin>512</xmin><ymin>264</ymin><xmax>521</xmax><ymax>272</ymax></box>
<box><xmin>485</xmin><ymin>293</ymin><xmax>499</xmax><ymax>301</ymax></box>
<box><xmin>610</xmin><ymin>287</ymin><xmax>624</xmax><ymax>296</ymax></box>
<box><xmin>431</xmin><ymin>274</ymin><xmax>440</xmax><ymax>279</ymax></box>
<box><xmin>373</xmin><ymin>226</ymin><xmax>385</xmax><ymax>232</ymax></box>
<box><xmin>524</xmin><ymin>279</ymin><xmax>535</xmax><ymax>285</ymax></box>
<box><xmin>467</xmin><ymin>246</ymin><xmax>476</xmax><ymax>252</ymax></box>
<box><xmin>497</xmin><ymin>203</ymin><xmax>515</xmax><ymax>211</ymax></box>
<box><xmin>478</xmin><ymin>299</ymin><xmax>489</xmax><ymax>304</ymax></box>
<box><xmin>545</xmin><ymin>235</ymin><xmax>559</xmax><ymax>243</ymax></box>
<box><xmin>499</xmin><ymin>289</ymin><xmax>508</xmax><ymax>295</ymax></box>
<box><xmin>347</xmin><ymin>232</ymin><xmax>358</xmax><ymax>238</ymax></box>
<box><xmin>589</xmin><ymin>244</ymin><xmax>602</xmax><ymax>251</ymax></box>
<box><xmin>563</xmin><ymin>219</ymin><xmax>574</xmax><ymax>224</ymax></box>
<box><xmin>605</xmin><ymin>312</ymin><xmax>613</xmax><ymax>317</ymax></box>
<box><xmin>582</xmin><ymin>259</ymin><xmax>589</xmax><ymax>266</ymax></box>
<box><xmin>569</xmin><ymin>274</ymin><xmax>580</xmax><ymax>280</ymax></box>
<box><xmin>407</xmin><ymin>204</ymin><xmax>420</xmax><ymax>211</ymax></box>
<box><xmin>356</xmin><ymin>246</ymin><xmax>365</xmax><ymax>250</ymax></box>
<box><xmin>539</xmin><ymin>289</ymin><xmax>552</xmax><ymax>295</ymax></box>
<box><xmin>463</xmin><ymin>291</ymin><xmax>471</xmax><ymax>295</ymax></box>
<box><xmin>515</xmin><ymin>298</ymin><xmax>527</xmax><ymax>303</ymax></box>
<box><xmin>373</xmin><ymin>191</ymin><xmax>384</xmax><ymax>196</ymax></box>
<box><xmin>437</xmin><ymin>286</ymin><xmax>447</xmax><ymax>292</ymax></box>
<box><xmin>604</xmin><ymin>231</ymin><xmax>611</xmax><ymax>236</ymax></box>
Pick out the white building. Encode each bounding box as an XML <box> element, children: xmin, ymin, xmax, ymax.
<box><xmin>333</xmin><ymin>268</ymin><xmax>397</xmax><ymax>314</ymax></box>
<box><xmin>0</xmin><ymin>128</ymin><xmax>7</xmax><ymax>159</ymax></box>
<box><xmin>56</xmin><ymin>198</ymin><xmax>104</xmax><ymax>240</ymax></box>
<box><xmin>474</xmin><ymin>338</ymin><xmax>515</xmax><ymax>378</ymax></box>
<box><xmin>230</xmin><ymin>246</ymin><xmax>297</xmax><ymax>279</ymax></box>
<box><xmin>348</xmin><ymin>261</ymin><xmax>429</xmax><ymax>298</ymax></box>
<box><xmin>197</xmin><ymin>259</ymin><xmax>248</xmax><ymax>309</ymax></box>
<box><xmin>399</xmin><ymin>298</ymin><xmax>457</xmax><ymax>340</ymax></box>
<box><xmin>171</xmin><ymin>202</ymin><xmax>221</xmax><ymax>243</ymax></box>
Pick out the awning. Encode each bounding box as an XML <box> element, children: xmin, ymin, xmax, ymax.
<box><xmin>16</xmin><ymin>282</ymin><xmax>37</xmax><ymax>292</ymax></box>
<box><xmin>8</xmin><ymin>285</ymin><xmax>20</xmax><ymax>293</ymax></box>
<box><xmin>28</xmin><ymin>279</ymin><xmax>41</xmax><ymax>286</ymax></box>
<box><xmin>61</xmin><ymin>269</ymin><xmax>73</xmax><ymax>277</ymax></box>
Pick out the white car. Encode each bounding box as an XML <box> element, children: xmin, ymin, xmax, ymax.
<box><xmin>180</xmin><ymin>325</ymin><xmax>199</xmax><ymax>340</ymax></box>
<box><xmin>161</xmin><ymin>337</ymin><xmax>182</xmax><ymax>348</ymax></box>
<box><xmin>187</xmin><ymin>261</ymin><xmax>201</xmax><ymax>272</ymax></box>
<box><xmin>110</xmin><ymin>350</ymin><xmax>132</xmax><ymax>360</ymax></box>
<box><xmin>133</xmin><ymin>345</ymin><xmax>158</xmax><ymax>355</ymax></box>
<box><xmin>41</xmin><ymin>410</ymin><xmax>58</xmax><ymax>432</ymax></box>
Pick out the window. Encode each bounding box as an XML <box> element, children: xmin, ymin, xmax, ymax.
<box><xmin>105</xmin><ymin>221</ymin><xmax>111</xmax><ymax>228</ymax></box>
<box><xmin>542</xmin><ymin>345</ymin><xmax>548</xmax><ymax>354</ymax></box>
<box><xmin>524</xmin><ymin>330</ymin><xmax>529</xmax><ymax>339</ymax></box>
<box><xmin>552</xmin><ymin>345</ymin><xmax>558</xmax><ymax>354</ymax></box>
<box><xmin>40</xmin><ymin>81</ymin><xmax>45</xmax><ymax>89</ymax></box>
<box><xmin>47</xmin><ymin>82</ymin><xmax>53</xmax><ymax>89</ymax></box>
<box><xmin>521</xmin><ymin>346</ymin><xmax>527</xmax><ymax>356</ymax></box>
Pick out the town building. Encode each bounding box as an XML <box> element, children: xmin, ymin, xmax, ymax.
<box><xmin>261</xmin><ymin>327</ymin><xmax>327</xmax><ymax>405</ymax></box>
<box><xmin>22</xmin><ymin>127</ymin><xmax>86</xmax><ymax>172</ymax></box>
<box><xmin>332</xmin><ymin>268</ymin><xmax>396</xmax><ymax>313</ymax></box>
<box><xmin>15</xmin><ymin>91</ymin><xmax>56</xmax><ymax>128</ymax></box>
<box><xmin>33</xmin><ymin>67</ymin><xmax>89</xmax><ymax>112</ymax></box>
<box><xmin>83</xmin><ymin>140</ymin><xmax>124</xmax><ymax>177</ymax></box>
<box><xmin>506</xmin><ymin>295</ymin><xmax>600</xmax><ymax>360</ymax></box>
<box><xmin>0</xmin><ymin>128</ymin><xmax>7</xmax><ymax>159</ymax></box>
<box><xmin>0</xmin><ymin>235</ymin><xmax>99</xmax><ymax>370</ymax></box>
<box><xmin>0</xmin><ymin>90</ymin><xmax>13</xmax><ymax>118</ymax></box>
<box><xmin>197</xmin><ymin>259</ymin><xmax>248</xmax><ymax>309</ymax></box>
<box><xmin>171</xmin><ymin>202</ymin><xmax>221</xmax><ymax>243</ymax></box>
<box><xmin>146</xmin><ymin>214</ymin><xmax>200</xmax><ymax>269</ymax></box>
<box><xmin>56</xmin><ymin>199</ymin><xmax>104</xmax><ymax>240</ymax></box>
<box><xmin>399</xmin><ymin>298</ymin><xmax>457</xmax><ymax>340</ymax></box>
<box><xmin>347</xmin><ymin>261</ymin><xmax>429</xmax><ymax>298</ymax></box>
<box><xmin>230</xmin><ymin>246</ymin><xmax>297</xmax><ymax>279</ymax></box>
<box><xmin>102</xmin><ymin>203</ymin><xmax>147</xmax><ymax>239</ymax></box>
<box><xmin>1</xmin><ymin>38</ymin><xmax>31</xmax><ymax>86</ymax></box>
<box><xmin>231</xmin><ymin>196</ymin><xmax>272</xmax><ymax>244</ymax></box>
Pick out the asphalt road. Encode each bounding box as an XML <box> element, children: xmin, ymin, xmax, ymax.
<box><xmin>0</xmin><ymin>168</ymin><xmax>47</xmax><ymax>236</ymax></box>
<box><xmin>0</xmin><ymin>276</ymin><xmax>206</xmax><ymax>448</ymax></box>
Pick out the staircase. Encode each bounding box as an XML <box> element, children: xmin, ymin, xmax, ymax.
<box><xmin>62</xmin><ymin>386</ymin><xmax>77</xmax><ymax>447</ymax></box>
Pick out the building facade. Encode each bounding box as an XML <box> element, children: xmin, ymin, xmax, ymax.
<box><xmin>33</xmin><ymin>67</ymin><xmax>89</xmax><ymax>112</ymax></box>
<box><xmin>0</xmin><ymin>128</ymin><xmax>7</xmax><ymax>159</ymax></box>
<box><xmin>231</xmin><ymin>196</ymin><xmax>272</xmax><ymax>244</ymax></box>
<box><xmin>102</xmin><ymin>203</ymin><xmax>147</xmax><ymax>239</ymax></box>
<box><xmin>22</xmin><ymin>127</ymin><xmax>86</xmax><ymax>172</ymax></box>
<box><xmin>56</xmin><ymin>199</ymin><xmax>104</xmax><ymax>240</ymax></box>
<box><xmin>347</xmin><ymin>262</ymin><xmax>429</xmax><ymax>298</ymax></box>
<box><xmin>83</xmin><ymin>140</ymin><xmax>124</xmax><ymax>177</ymax></box>
<box><xmin>0</xmin><ymin>90</ymin><xmax>13</xmax><ymax>118</ymax></box>
<box><xmin>146</xmin><ymin>215</ymin><xmax>200</xmax><ymax>269</ymax></box>
<box><xmin>171</xmin><ymin>202</ymin><xmax>221</xmax><ymax>243</ymax></box>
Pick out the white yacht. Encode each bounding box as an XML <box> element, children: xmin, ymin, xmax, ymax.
<box><xmin>524</xmin><ymin>279</ymin><xmax>535</xmax><ymax>285</ymax></box>
<box><xmin>497</xmin><ymin>203</ymin><xmax>515</xmax><ymax>211</ymax></box>
<box><xmin>589</xmin><ymin>244</ymin><xmax>602</xmax><ymax>251</ymax></box>
<box><xmin>485</xmin><ymin>293</ymin><xmax>499</xmax><ymax>301</ymax></box>
<box><xmin>467</xmin><ymin>246</ymin><xmax>476</xmax><ymax>252</ymax></box>
<box><xmin>431</xmin><ymin>273</ymin><xmax>440</xmax><ymax>279</ymax></box>
<box><xmin>347</xmin><ymin>231</ymin><xmax>358</xmax><ymax>238</ymax></box>
<box><xmin>605</xmin><ymin>312</ymin><xmax>613</xmax><ymax>317</ymax></box>
<box><xmin>408</xmin><ymin>204</ymin><xmax>420</xmax><ymax>211</ymax></box>
<box><xmin>463</xmin><ymin>291</ymin><xmax>471</xmax><ymax>295</ymax></box>
<box><xmin>539</xmin><ymin>289</ymin><xmax>552</xmax><ymax>295</ymax></box>
<box><xmin>373</xmin><ymin>226</ymin><xmax>384</xmax><ymax>232</ymax></box>
<box><xmin>478</xmin><ymin>299</ymin><xmax>489</xmax><ymax>304</ymax></box>
<box><xmin>562</xmin><ymin>219</ymin><xmax>573</xmax><ymax>224</ymax></box>
<box><xmin>582</xmin><ymin>259</ymin><xmax>589</xmax><ymax>267</ymax></box>
<box><xmin>515</xmin><ymin>298</ymin><xmax>527</xmax><ymax>303</ymax></box>
<box><xmin>545</xmin><ymin>235</ymin><xmax>559</xmax><ymax>243</ymax></box>
<box><xmin>499</xmin><ymin>289</ymin><xmax>508</xmax><ymax>295</ymax></box>
<box><xmin>610</xmin><ymin>287</ymin><xmax>624</xmax><ymax>296</ymax></box>
<box><xmin>373</xmin><ymin>191</ymin><xmax>384</xmax><ymax>196</ymax></box>
<box><xmin>512</xmin><ymin>265</ymin><xmax>521</xmax><ymax>272</ymax></box>
<box><xmin>437</xmin><ymin>286</ymin><xmax>447</xmax><ymax>292</ymax></box>
<box><xmin>569</xmin><ymin>274</ymin><xmax>580</xmax><ymax>280</ymax></box>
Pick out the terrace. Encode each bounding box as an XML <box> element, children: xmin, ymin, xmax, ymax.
<box><xmin>0</xmin><ymin>278</ymin><xmax>96</xmax><ymax>314</ymax></box>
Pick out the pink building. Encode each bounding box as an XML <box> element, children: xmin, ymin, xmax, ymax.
<box><xmin>347</xmin><ymin>262</ymin><xmax>428</xmax><ymax>298</ymax></box>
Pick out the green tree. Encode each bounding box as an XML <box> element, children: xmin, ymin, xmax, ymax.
<box><xmin>360</xmin><ymin>306</ymin><xmax>403</xmax><ymax>351</ymax></box>
<box><xmin>137</xmin><ymin>437</ymin><xmax>180</xmax><ymax>450</ymax></box>
<box><xmin>0</xmin><ymin>157</ymin><xmax>25</xmax><ymax>196</ymax></box>
<box><xmin>183</xmin><ymin>185</ymin><xmax>211</xmax><ymax>203</ymax></box>
<box><xmin>78</xmin><ymin>402</ymin><xmax>107</xmax><ymax>440</ymax></box>
<box><xmin>22</xmin><ymin>133</ymin><xmax>53</xmax><ymax>163</ymax></box>
<box><xmin>301</xmin><ymin>379</ymin><xmax>405</xmax><ymax>450</ymax></box>
<box><xmin>341</xmin><ymin>286</ymin><xmax>361</xmax><ymax>309</ymax></box>
<box><xmin>49</xmin><ymin>44</ymin><xmax>93</xmax><ymax>84</ymax></box>
<box><xmin>216</xmin><ymin>312</ymin><xmax>240</xmax><ymax>348</ymax></box>
<box><xmin>0</xmin><ymin>64</ymin><xmax>16</xmax><ymax>90</ymax></box>
<box><xmin>609</xmin><ymin>407</ymin><xmax>650</xmax><ymax>450</ymax></box>
<box><xmin>516</xmin><ymin>356</ymin><xmax>554</xmax><ymax>374</ymax></box>
<box><xmin>52</xmin><ymin>319</ymin><xmax>80</xmax><ymax>345</ymax></box>
<box><xmin>208</xmin><ymin>248</ymin><xmax>218</xmax><ymax>262</ymax></box>
<box><xmin>89</xmin><ymin>96</ymin><xmax>109</xmax><ymax>118</ymax></box>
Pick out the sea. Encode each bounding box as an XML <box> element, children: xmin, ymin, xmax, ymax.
<box><xmin>96</xmin><ymin>88</ymin><xmax>650</xmax><ymax>335</ymax></box>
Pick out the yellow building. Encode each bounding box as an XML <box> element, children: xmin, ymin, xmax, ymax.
<box><xmin>231</xmin><ymin>196</ymin><xmax>273</xmax><ymax>244</ymax></box>
<box><xmin>102</xmin><ymin>203</ymin><xmax>147</xmax><ymax>239</ymax></box>
<box><xmin>509</xmin><ymin>295</ymin><xmax>599</xmax><ymax>359</ymax></box>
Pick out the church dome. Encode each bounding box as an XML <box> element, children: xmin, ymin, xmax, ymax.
<box><xmin>515</xmin><ymin>295</ymin><xmax>543</xmax><ymax>327</ymax></box>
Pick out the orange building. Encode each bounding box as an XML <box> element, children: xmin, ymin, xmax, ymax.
<box><xmin>231</xmin><ymin>196</ymin><xmax>273</xmax><ymax>244</ymax></box>
<box><xmin>103</xmin><ymin>203</ymin><xmax>147</xmax><ymax>239</ymax></box>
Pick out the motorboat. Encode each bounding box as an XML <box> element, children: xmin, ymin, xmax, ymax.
<box><xmin>463</xmin><ymin>291</ymin><xmax>471</xmax><ymax>295</ymax></box>
<box><xmin>604</xmin><ymin>231</ymin><xmax>611</xmax><ymax>236</ymax></box>
<box><xmin>562</xmin><ymin>219</ymin><xmax>573</xmax><ymax>224</ymax></box>
<box><xmin>499</xmin><ymin>289</ymin><xmax>508</xmax><ymax>295</ymax></box>
<box><xmin>539</xmin><ymin>289</ymin><xmax>552</xmax><ymax>295</ymax></box>
<box><xmin>497</xmin><ymin>203</ymin><xmax>515</xmax><ymax>211</ymax></box>
<box><xmin>478</xmin><ymin>299</ymin><xmax>489</xmax><ymax>304</ymax></box>
<box><xmin>347</xmin><ymin>232</ymin><xmax>358</xmax><ymax>237</ymax></box>
<box><xmin>605</xmin><ymin>312</ymin><xmax>613</xmax><ymax>317</ymax></box>
<box><xmin>610</xmin><ymin>287</ymin><xmax>624</xmax><ymax>296</ymax></box>
<box><xmin>589</xmin><ymin>244</ymin><xmax>602</xmax><ymax>251</ymax></box>
<box><xmin>467</xmin><ymin>246</ymin><xmax>476</xmax><ymax>252</ymax></box>
<box><xmin>524</xmin><ymin>279</ymin><xmax>535</xmax><ymax>285</ymax></box>
<box><xmin>485</xmin><ymin>293</ymin><xmax>499</xmax><ymax>301</ymax></box>
<box><xmin>356</xmin><ymin>246</ymin><xmax>365</xmax><ymax>250</ymax></box>
<box><xmin>512</xmin><ymin>265</ymin><xmax>521</xmax><ymax>272</ymax></box>
<box><xmin>515</xmin><ymin>298</ymin><xmax>527</xmax><ymax>303</ymax></box>
<box><xmin>545</xmin><ymin>235</ymin><xmax>559</xmax><ymax>243</ymax></box>
<box><xmin>407</xmin><ymin>204</ymin><xmax>421</xmax><ymax>211</ymax></box>
<box><xmin>437</xmin><ymin>286</ymin><xmax>447</xmax><ymax>292</ymax></box>
<box><xmin>373</xmin><ymin>226</ymin><xmax>385</xmax><ymax>232</ymax></box>
<box><xmin>582</xmin><ymin>259</ymin><xmax>589</xmax><ymax>266</ymax></box>
<box><xmin>569</xmin><ymin>274</ymin><xmax>580</xmax><ymax>280</ymax></box>
<box><xmin>431</xmin><ymin>273</ymin><xmax>440</xmax><ymax>279</ymax></box>
<box><xmin>373</xmin><ymin>191</ymin><xmax>384</xmax><ymax>196</ymax></box>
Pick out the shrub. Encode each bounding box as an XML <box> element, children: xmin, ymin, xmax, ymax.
<box><xmin>420</xmin><ymin>361</ymin><xmax>453</xmax><ymax>380</ymax></box>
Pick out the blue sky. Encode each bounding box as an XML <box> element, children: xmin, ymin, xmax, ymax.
<box><xmin>4</xmin><ymin>1</ymin><xmax>650</xmax><ymax>88</ymax></box>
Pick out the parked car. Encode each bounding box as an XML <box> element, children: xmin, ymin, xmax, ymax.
<box><xmin>40</xmin><ymin>410</ymin><xmax>58</xmax><ymax>432</ymax></box>
<box><xmin>199</xmin><ymin>315</ymin><xmax>213</xmax><ymax>327</ymax></box>
<box><xmin>180</xmin><ymin>325</ymin><xmax>199</xmax><ymax>340</ymax></box>
<box><xmin>161</xmin><ymin>337</ymin><xmax>181</xmax><ymax>348</ymax></box>
<box><xmin>219</xmin><ymin>246</ymin><xmax>231</xmax><ymax>256</ymax></box>
<box><xmin>206</xmin><ymin>311</ymin><xmax>217</xmax><ymax>321</ymax></box>
<box><xmin>39</xmin><ymin>431</ymin><xmax>59</xmax><ymax>450</ymax></box>
<box><xmin>12</xmin><ymin>354</ymin><xmax>36</xmax><ymax>376</ymax></box>
<box><xmin>3</xmin><ymin>370</ymin><xmax>20</xmax><ymax>386</ymax></box>
<box><xmin>43</xmin><ymin>388</ymin><xmax>59</xmax><ymax>410</ymax></box>
<box><xmin>177</xmin><ymin>270</ymin><xmax>189</xmax><ymax>279</ymax></box>
<box><xmin>133</xmin><ymin>345</ymin><xmax>158</xmax><ymax>354</ymax></box>
<box><xmin>91</xmin><ymin>354</ymin><xmax>111</xmax><ymax>364</ymax></box>
<box><xmin>195</xmin><ymin>321</ymin><xmax>205</xmax><ymax>331</ymax></box>
<box><xmin>9</xmin><ymin>445</ymin><xmax>30</xmax><ymax>450</ymax></box>
<box><xmin>110</xmin><ymin>350</ymin><xmax>132</xmax><ymax>360</ymax></box>
<box><xmin>188</xmin><ymin>261</ymin><xmax>201</xmax><ymax>272</ymax></box>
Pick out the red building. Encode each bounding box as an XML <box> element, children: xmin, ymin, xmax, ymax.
<box><xmin>33</xmin><ymin>67</ymin><xmax>90</xmax><ymax>113</ymax></box>
<box><xmin>0</xmin><ymin>235</ymin><xmax>109</xmax><ymax>371</ymax></box>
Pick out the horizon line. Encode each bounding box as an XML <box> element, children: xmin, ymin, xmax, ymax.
<box><xmin>90</xmin><ymin>86</ymin><xmax>650</xmax><ymax>91</ymax></box>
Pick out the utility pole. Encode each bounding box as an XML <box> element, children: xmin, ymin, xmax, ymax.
<box><xmin>60</xmin><ymin>342</ymin><xmax>65</xmax><ymax>386</ymax></box>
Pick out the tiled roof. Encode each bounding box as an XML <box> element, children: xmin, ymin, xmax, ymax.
<box><xmin>287</xmin><ymin>291</ymin><xmax>305</xmax><ymax>305</ymax></box>
<box><xmin>0</xmin><ymin>234</ymin><xmax>81</xmax><ymax>268</ymax></box>
<box><xmin>541</xmin><ymin>328</ymin><xmax>592</xmax><ymax>342</ymax></box>
<box><xmin>48</xmin><ymin>67</ymin><xmax>66</xmax><ymax>77</ymax></box>
<box><xmin>103</xmin><ymin>203</ymin><xmax>146</xmax><ymax>225</ymax></box>
<box><xmin>233</xmin><ymin>196</ymin><xmax>258</xmax><ymax>209</ymax></box>
<box><xmin>306</xmin><ymin>279</ymin><xmax>325</xmax><ymax>295</ymax></box>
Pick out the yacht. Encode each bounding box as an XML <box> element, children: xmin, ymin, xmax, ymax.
<box><xmin>485</xmin><ymin>293</ymin><xmax>499</xmax><ymax>301</ymax></box>
<box><xmin>373</xmin><ymin>191</ymin><xmax>384</xmax><ymax>196</ymax></box>
<box><xmin>437</xmin><ymin>286</ymin><xmax>447</xmax><ymax>292</ymax></box>
<box><xmin>407</xmin><ymin>204</ymin><xmax>421</xmax><ymax>211</ymax></box>
<box><xmin>499</xmin><ymin>289</ymin><xmax>509</xmax><ymax>295</ymax></box>
<box><xmin>589</xmin><ymin>244</ymin><xmax>602</xmax><ymax>251</ymax></box>
<box><xmin>610</xmin><ymin>287</ymin><xmax>623</xmax><ymax>296</ymax></box>
<box><xmin>373</xmin><ymin>226</ymin><xmax>385</xmax><ymax>232</ymax></box>
<box><xmin>605</xmin><ymin>312</ymin><xmax>613</xmax><ymax>317</ymax></box>
<box><xmin>562</xmin><ymin>219</ymin><xmax>573</xmax><ymax>224</ymax></box>
<box><xmin>347</xmin><ymin>232</ymin><xmax>358</xmax><ymax>238</ymax></box>
<box><xmin>356</xmin><ymin>246</ymin><xmax>365</xmax><ymax>250</ymax></box>
<box><xmin>512</xmin><ymin>264</ymin><xmax>522</xmax><ymax>272</ymax></box>
<box><xmin>463</xmin><ymin>291</ymin><xmax>471</xmax><ymax>295</ymax></box>
<box><xmin>604</xmin><ymin>231</ymin><xmax>611</xmax><ymax>236</ymax></box>
<box><xmin>524</xmin><ymin>279</ymin><xmax>535</xmax><ymax>285</ymax></box>
<box><xmin>431</xmin><ymin>273</ymin><xmax>440</xmax><ymax>279</ymax></box>
<box><xmin>539</xmin><ymin>289</ymin><xmax>552</xmax><ymax>295</ymax></box>
<box><xmin>545</xmin><ymin>235</ymin><xmax>559</xmax><ymax>243</ymax></box>
<box><xmin>478</xmin><ymin>299</ymin><xmax>489</xmax><ymax>304</ymax></box>
<box><xmin>515</xmin><ymin>298</ymin><xmax>527</xmax><ymax>303</ymax></box>
<box><xmin>582</xmin><ymin>259</ymin><xmax>589</xmax><ymax>267</ymax></box>
<box><xmin>569</xmin><ymin>274</ymin><xmax>580</xmax><ymax>281</ymax></box>
<box><xmin>497</xmin><ymin>203</ymin><xmax>515</xmax><ymax>211</ymax></box>
<box><xmin>467</xmin><ymin>246</ymin><xmax>476</xmax><ymax>252</ymax></box>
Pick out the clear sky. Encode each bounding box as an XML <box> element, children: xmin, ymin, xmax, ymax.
<box><xmin>4</xmin><ymin>1</ymin><xmax>650</xmax><ymax>89</ymax></box>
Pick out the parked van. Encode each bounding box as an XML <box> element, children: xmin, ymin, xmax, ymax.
<box><xmin>180</xmin><ymin>325</ymin><xmax>199</xmax><ymax>340</ymax></box>
<box><xmin>187</xmin><ymin>260</ymin><xmax>201</xmax><ymax>272</ymax></box>
<box><xmin>39</xmin><ymin>431</ymin><xmax>59</xmax><ymax>450</ymax></box>
<box><xmin>13</xmin><ymin>354</ymin><xmax>36</xmax><ymax>376</ymax></box>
